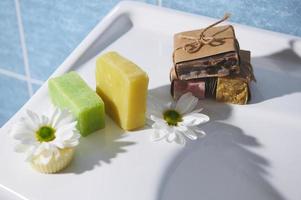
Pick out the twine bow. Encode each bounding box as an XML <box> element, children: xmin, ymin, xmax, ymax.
<box><xmin>173</xmin><ymin>13</ymin><xmax>233</xmax><ymax>64</ymax></box>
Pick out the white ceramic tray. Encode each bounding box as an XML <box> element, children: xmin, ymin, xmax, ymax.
<box><xmin>1</xmin><ymin>1</ymin><xmax>301</xmax><ymax>200</ymax></box>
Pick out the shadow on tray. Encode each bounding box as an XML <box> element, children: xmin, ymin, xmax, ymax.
<box><xmin>156</xmin><ymin>122</ymin><xmax>285</xmax><ymax>200</ymax></box>
<box><xmin>250</xmin><ymin>39</ymin><xmax>301</xmax><ymax>104</ymax></box>
<box><xmin>61</xmin><ymin>117</ymin><xmax>135</xmax><ymax>174</ymax></box>
<box><xmin>149</xmin><ymin>85</ymin><xmax>285</xmax><ymax>200</ymax></box>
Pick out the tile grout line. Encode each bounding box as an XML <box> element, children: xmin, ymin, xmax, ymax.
<box><xmin>14</xmin><ymin>0</ymin><xmax>34</xmax><ymax>96</ymax></box>
<box><xmin>0</xmin><ymin>68</ymin><xmax>44</xmax><ymax>85</ymax></box>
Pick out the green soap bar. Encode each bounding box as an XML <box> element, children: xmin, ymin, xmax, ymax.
<box><xmin>48</xmin><ymin>71</ymin><xmax>105</xmax><ymax>136</ymax></box>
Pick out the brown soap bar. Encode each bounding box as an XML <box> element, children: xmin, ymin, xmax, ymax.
<box><xmin>174</xmin><ymin>25</ymin><xmax>240</xmax><ymax>80</ymax></box>
<box><xmin>170</xmin><ymin>67</ymin><xmax>216</xmax><ymax>100</ymax></box>
<box><xmin>170</xmin><ymin>67</ymin><xmax>206</xmax><ymax>99</ymax></box>
<box><xmin>176</xmin><ymin>52</ymin><xmax>239</xmax><ymax>80</ymax></box>
<box><xmin>172</xmin><ymin>79</ymin><xmax>206</xmax><ymax>100</ymax></box>
<box><xmin>216</xmin><ymin>50</ymin><xmax>255</xmax><ymax>105</ymax></box>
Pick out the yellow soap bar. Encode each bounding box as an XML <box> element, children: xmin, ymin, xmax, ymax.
<box><xmin>96</xmin><ymin>52</ymin><xmax>149</xmax><ymax>130</ymax></box>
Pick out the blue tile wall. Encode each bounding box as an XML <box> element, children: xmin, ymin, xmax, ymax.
<box><xmin>32</xmin><ymin>83</ymin><xmax>41</xmax><ymax>93</ymax></box>
<box><xmin>0</xmin><ymin>0</ymin><xmax>24</xmax><ymax>74</ymax></box>
<box><xmin>0</xmin><ymin>0</ymin><xmax>301</xmax><ymax>127</ymax></box>
<box><xmin>0</xmin><ymin>75</ymin><xmax>29</xmax><ymax>125</ymax></box>
<box><xmin>162</xmin><ymin>0</ymin><xmax>301</xmax><ymax>36</ymax></box>
<box><xmin>20</xmin><ymin>0</ymin><xmax>156</xmax><ymax>81</ymax></box>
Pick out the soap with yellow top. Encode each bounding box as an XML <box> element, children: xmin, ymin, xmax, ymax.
<box><xmin>96</xmin><ymin>52</ymin><xmax>149</xmax><ymax>130</ymax></box>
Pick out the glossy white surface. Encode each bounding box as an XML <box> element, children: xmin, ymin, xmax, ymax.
<box><xmin>1</xmin><ymin>1</ymin><xmax>301</xmax><ymax>200</ymax></box>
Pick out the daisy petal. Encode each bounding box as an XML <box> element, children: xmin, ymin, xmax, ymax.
<box><xmin>193</xmin><ymin>128</ymin><xmax>206</xmax><ymax>137</ymax></box>
<box><xmin>10</xmin><ymin>122</ymin><xmax>27</xmax><ymax>136</ymax></box>
<box><xmin>146</xmin><ymin>109</ymin><xmax>162</xmax><ymax>120</ymax></box>
<box><xmin>26</xmin><ymin>110</ymin><xmax>40</xmax><ymax>125</ymax></box>
<box><xmin>181</xmin><ymin>113</ymin><xmax>210</xmax><ymax>127</ymax></box>
<box><xmin>49</xmin><ymin>108</ymin><xmax>60</xmax><ymax>127</ymax></box>
<box><xmin>190</xmin><ymin>107</ymin><xmax>204</xmax><ymax>114</ymax></box>
<box><xmin>33</xmin><ymin>143</ymin><xmax>48</xmax><ymax>156</ymax></box>
<box><xmin>41</xmin><ymin>115</ymin><xmax>49</xmax><ymax>125</ymax></box>
<box><xmin>150</xmin><ymin>115</ymin><xmax>168</xmax><ymax>128</ymax></box>
<box><xmin>146</xmin><ymin>118</ymin><xmax>154</xmax><ymax>126</ymax></box>
<box><xmin>150</xmin><ymin>114</ymin><xmax>161</xmax><ymax>122</ymax></box>
<box><xmin>166</xmin><ymin>132</ymin><xmax>177</xmax><ymax>143</ymax></box>
<box><xmin>152</xmin><ymin>123</ymin><xmax>164</xmax><ymax>130</ymax></box>
<box><xmin>174</xmin><ymin>131</ymin><xmax>186</xmax><ymax>145</ymax></box>
<box><xmin>175</xmin><ymin>92</ymin><xmax>198</xmax><ymax>115</ymax></box>
<box><xmin>169</xmin><ymin>101</ymin><xmax>177</xmax><ymax>110</ymax></box>
<box><xmin>52</xmin><ymin>140</ymin><xmax>65</xmax><ymax>149</ymax></box>
<box><xmin>53</xmin><ymin>109</ymin><xmax>74</xmax><ymax>128</ymax></box>
<box><xmin>24</xmin><ymin>146</ymin><xmax>36</xmax><ymax>162</ymax></box>
<box><xmin>13</xmin><ymin>135</ymin><xmax>36</xmax><ymax>146</ymax></box>
<box><xmin>19</xmin><ymin>119</ymin><xmax>37</xmax><ymax>133</ymax></box>
<box><xmin>151</xmin><ymin>129</ymin><xmax>167</xmax><ymax>142</ymax></box>
<box><xmin>65</xmin><ymin>140</ymin><xmax>79</xmax><ymax>147</ymax></box>
<box><xmin>182</xmin><ymin>128</ymin><xmax>198</xmax><ymax>140</ymax></box>
<box><xmin>55</xmin><ymin>121</ymin><xmax>77</xmax><ymax>139</ymax></box>
<box><xmin>24</xmin><ymin>111</ymin><xmax>40</xmax><ymax>131</ymax></box>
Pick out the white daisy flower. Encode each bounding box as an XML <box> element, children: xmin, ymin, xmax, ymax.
<box><xmin>10</xmin><ymin>108</ymin><xmax>80</xmax><ymax>164</ymax></box>
<box><xmin>147</xmin><ymin>92</ymin><xmax>209</xmax><ymax>145</ymax></box>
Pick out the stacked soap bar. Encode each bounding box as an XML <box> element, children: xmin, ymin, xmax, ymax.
<box><xmin>48</xmin><ymin>72</ymin><xmax>105</xmax><ymax>136</ymax></box>
<box><xmin>170</xmin><ymin>67</ymin><xmax>206</xmax><ymax>99</ymax></box>
<box><xmin>173</xmin><ymin>25</ymin><xmax>240</xmax><ymax>80</ymax></box>
<box><xmin>171</xmin><ymin>21</ymin><xmax>255</xmax><ymax>105</ymax></box>
<box><xmin>216</xmin><ymin>77</ymin><xmax>249</xmax><ymax>104</ymax></box>
<box><xmin>96</xmin><ymin>52</ymin><xmax>149</xmax><ymax>130</ymax></box>
<box><xmin>172</xmin><ymin>79</ymin><xmax>206</xmax><ymax>99</ymax></box>
<box><xmin>171</xmin><ymin>50</ymin><xmax>255</xmax><ymax>104</ymax></box>
<box><xmin>216</xmin><ymin>50</ymin><xmax>255</xmax><ymax>104</ymax></box>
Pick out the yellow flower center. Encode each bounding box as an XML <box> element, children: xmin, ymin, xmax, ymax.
<box><xmin>163</xmin><ymin>110</ymin><xmax>182</xmax><ymax>126</ymax></box>
<box><xmin>36</xmin><ymin>126</ymin><xmax>56</xmax><ymax>142</ymax></box>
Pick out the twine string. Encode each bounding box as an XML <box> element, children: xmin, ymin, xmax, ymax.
<box><xmin>173</xmin><ymin>13</ymin><xmax>232</xmax><ymax>64</ymax></box>
<box><xmin>172</xmin><ymin>13</ymin><xmax>256</xmax><ymax>83</ymax></box>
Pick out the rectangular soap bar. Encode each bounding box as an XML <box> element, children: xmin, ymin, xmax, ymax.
<box><xmin>170</xmin><ymin>66</ymin><xmax>210</xmax><ymax>100</ymax></box>
<box><xmin>48</xmin><ymin>72</ymin><xmax>105</xmax><ymax>136</ymax></box>
<box><xmin>216</xmin><ymin>50</ymin><xmax>254</xmax><ymax>105</ymax></box>
<box><xmin>216</xmin><ymin>78</ymin><xmax>249</xmax><ymax>104</ymax></box>
<box><xmin>174</xmin><ymin>25</ymin><xmax>240</xmax><ymax>80</ymax></box>
<box><xmin>171</xmin><ymin>79</ymin><xmax>205</xmax><ymax>100</ymax></box>
<box><xmin>96</xmin><ymin>52</ymin><xmax>149</xmax><ymax>131</ymax></box>
<box><xmin>176</xmin><ymin>52</ymin><xmax>240</xmax><ymax>80</ymax></box>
